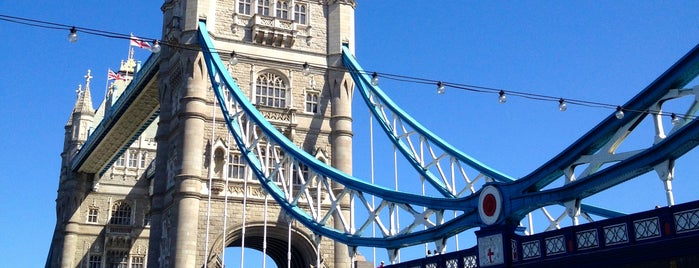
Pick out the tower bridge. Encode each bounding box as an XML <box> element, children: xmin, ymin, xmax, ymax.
<box><xmin>46</xmin><ymin>1</ymin><xmax>699</xmax><ymax>267</ymax></box>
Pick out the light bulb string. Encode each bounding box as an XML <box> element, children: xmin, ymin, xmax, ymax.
<box><xmin>1</xmin><ymin>13</ymin><xmax>696</xmax><ymax>121</ymax></box>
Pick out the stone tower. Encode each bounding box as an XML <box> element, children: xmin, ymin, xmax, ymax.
<box><xmin>150</xmin><ymin>0</ymin><xmax>356</xmax><ymax>267</ymax></box>
<box><xmin>48</xmin><ymin>53</ymin><xmax>157</xmax><ymax>268</ymax></box>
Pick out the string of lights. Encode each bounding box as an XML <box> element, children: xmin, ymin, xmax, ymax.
<box><xmin>1</xmin><ymin>13</ymin><xmax>696</xmax><ymax>122</ymax></box>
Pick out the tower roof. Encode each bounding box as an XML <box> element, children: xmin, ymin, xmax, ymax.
<box><xmin>71</xmin><ymin>70</ymin><xmax>95</xmax><ymax>116</ymax></box>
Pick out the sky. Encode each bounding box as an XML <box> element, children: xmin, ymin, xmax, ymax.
<box><xmin>1</xmin><ymin>1</ymin><xmax>699</xmax><ymax>267</ymax></box>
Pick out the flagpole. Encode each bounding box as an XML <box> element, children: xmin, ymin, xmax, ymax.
<box><xmin>104</xmin><ymin>69</ymin><xmax>110</xmax><ymax>103</ymax></box>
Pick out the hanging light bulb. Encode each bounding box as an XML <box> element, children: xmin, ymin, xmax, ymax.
<box><xmin>229</xmin><ymin>51</ymin><xmax>239</xmax><ymax>66</ymax></box>
<box><xmin>371</xmin><ymin>72</ymin><xmax>379</xmax><ymax>86</ymax></box>
<box><xmin>151</xmin><ymin>40</ymin><xmax>161</xmax><ymax>53</ymax></box>
<box><xmin>302</xmin><ymin>62</ymin><xmax>311</xmax><ymax>76</ymax></box>
<box><xmin>615</xmin><ymin>106</ymin><xmax>624</xmax><ymax>119</ymax></box>
<box><xmin>437</xmin><ymin>81</ymin><xmax>445</xmax><ymax>95</ymax></box>
<box><xmin>558</xmin><ymin>98</ymin><xmax>567</xmax><ymax>112</ymax></box>
<box><xmin>67</xmin><ymin>26</ymin><xmax>78</xmax><ymax>43</ymax></box>
<box><xmin>498</xmin><ymin>90</ymin><xmax>507</xmax><ymax>103</ymax></box>
<box><xmin>671</xmin><ymin>113</ymin><xmax>679</xmax><ymax>126</ymax></box>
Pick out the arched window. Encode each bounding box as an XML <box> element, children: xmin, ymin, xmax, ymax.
<box><xmin>256</xmin><ymin>72</ymin><xmax>287</xmax><ymax>108</ymax></box>
<box><xmin>116</xmin><ymin>154</ymin><xmax>125</xmax><ymax>166</ymax></box>
<box><xmin>128</xmin><ymin>150</ymin><xmax>138</xmax><ymax>167</ymax></box>
<box><xmin>294</xmin><ymin>4</ymin><xmax>307</xmax><ymax>24</ymax></box>
<box><xmin>238</xmin><ymin>0</ymin><xmax>252</xmax><ymax>15</ymax></box>
<box><xmin>110</xmin><ymin>201</ymin><xmax>131</xmax><ymax>225</ymax></box>
<box><xmin>257</xmin><ymin>0</ymin><xmax>270</xmax><ymax>16</ymax></box>
<box><xmin>228</xmin><ymin>154</ymin><xmax>246</xmax><ymax>180</ymax></box>
<box><xmin>276</xmin><ymin>0</ymin><xmax>289</xmax><ymax>19</ymax></box>
<box><xmin>140</xmin><ymin>152</ymin><xmax>148</xmax><ymax>168</ymax></box>
<box><xmin>305</xmin><ymin>91</ymin><xmax>319</xmax><ymax>113</ymax></box>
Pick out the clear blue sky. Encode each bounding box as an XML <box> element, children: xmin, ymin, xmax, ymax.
<box><xmin>1</xmin><ymin>1</ymin><xmax>698</xmax><ymax>267</ymax></box>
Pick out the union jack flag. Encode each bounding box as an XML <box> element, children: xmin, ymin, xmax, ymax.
<box><xmin>107</xmin><ymin>69</ymin><xmax>124</xmax><ymax>81</ymax></box>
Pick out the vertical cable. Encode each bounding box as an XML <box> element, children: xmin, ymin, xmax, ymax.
<box><xmin>451</xmin><ymin>158</ymin><xmax>458</xmax><ymax>251</ymax></box>
<box><xmin>221</xmin><ymin>106</ymin><xmax>231</xmax><ymax>266</ymax></box>
<box><xmin>287</xmin><ymin>153</ymin><xmax>293</xmax><ymax>268</ymax></box>
<box><xmin>420</xmin><ymin>137</ymin><xmax>427</xmax><ymax>256</ymax></box>
<box><xmin>369</xmin><ymin>107</ymin><xmax>377</xmax><ymax>267</ymax></box>
<box><xmin>239</xmin><ymin>117</ymin><xmax>250</xmax><ymax>268</ymax></box>
<box><xmin>392</xmin><ymin>116</ymin><xmax>400</xmax><ymax>262</ymax></box>
<box><xmin>263</xmin><ymin>193</ymin><xmax>268</xmax><ymax>268</ymax></box>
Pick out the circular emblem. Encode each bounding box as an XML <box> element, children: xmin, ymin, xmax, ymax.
<box><xmin>478</xmin><ymin>185</ymin><xmax>502</xmax><ymax>225</ymax></box>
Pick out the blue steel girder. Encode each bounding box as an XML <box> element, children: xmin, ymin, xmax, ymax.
<box><xmin>342</xmin><ymin>45</ymin><xmax>514</xmax><ymax>199</ymax></box>
<box><xmin>341</xmin><ymin>45</ymin><xmax>626</xmax><ymax>221</ymax></box>
<box><xmin>198</xmin><ymin>21</ymin><xmax>482</xmax><ymax>249</ymax></box>
<box><xmin>200</xmin><ymin>17</ymin><xmax>699</xmax><ymax>249</ymax></box>
<box><xmin>516</xmin><ymin>43</ymin><xmax>699</xmax><ymax>193</ymax></box>
<box><xmin>507</xmin><ymin>117</ymin><xmax>699</xmax><ymax>221</ymax></box>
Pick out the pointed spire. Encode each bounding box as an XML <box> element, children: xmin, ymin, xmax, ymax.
<box><xmin>72</xmin><ymin>69</ymin><xmax>95</xmax><ymax>115</ymax></box>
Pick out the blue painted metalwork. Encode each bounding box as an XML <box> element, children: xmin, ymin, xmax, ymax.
<box><xmin>515</xmin><ymin>43</ymin><xmax>699</xmax><ymax>193</ymax></box>
<box><xmin>198</xmin><ymin>21</ymin><xmax>485</xmax><ymax>248</ymax></box>
<box><xmin>342</xmin><ymin>45</ymin><xmax>625</xmax><ymax>220</ymax></box>
<box><xmin>342</xmin><ymin>45</ymin><xmax>514</xmax><ymax>196</ymax></box>
<box><xmin>200</xmin><ymin>17</ymin><xmax>699</xmax><ymax>249</ymax></box>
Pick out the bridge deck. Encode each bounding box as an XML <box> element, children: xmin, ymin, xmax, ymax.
<box><xmin>70</xmin><ymin>53</ymin><xmax>161</xmax><ymax>175</ymax></box>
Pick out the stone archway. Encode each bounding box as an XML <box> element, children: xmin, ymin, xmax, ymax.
<box><xmin>207</xmin><ymin>222</ymin><xmax>319</xmax><ymax>268</ymax></box>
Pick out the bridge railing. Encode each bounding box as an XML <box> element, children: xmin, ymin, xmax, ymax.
<box><xmin>386</xmin><ymin>200</ymin><xmax>699</xmax><ymax>267</ymax></box>
<box><xmin>513</xmin><ymin>200</ymin><xmax>699</xmax><ymax>264</ymax></box>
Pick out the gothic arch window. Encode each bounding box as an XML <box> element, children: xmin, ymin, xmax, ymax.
<box><xmin>110</xmin><ymin>201</ymin><xmax>132</xmax><ymax>225</ymax></box>
<box><xmin>305</xmin><ymin>91</ymin><xmax>319</xmax><ymax>114</ymax></box>
<box><xmin>128</xmin><ymin>150</ymin><xmax>138</xmax><ymax>168</ymax></box>
<box><xmin>276</xmin><ymin>0</ymin><xmax>290</xmax><ymax>19</ymax></box>
<box><xmin>116</xmin><ymin>154</ymin><xmax>125</xmax><ymax>167</ymax></box>
<box><xmin>239</xmin><ymin>0</ymin><xmax>252</xmax><ymax>15</ymax></box>
<box><xmin>257</xmin><ymin>0</ymin><xmax>270</xmax><ymax>16</ymax></box>
<box><xmin>256</xmin><ymin>72</ymin><xmax>288</xmax><ymax>108</ymax></box>
<box><xmin>140</xmin><ymin>152</ymin><xmax>148</xmax><ymax>168</ymax></box>
<box><xmin>87</xmin><ymin>207</ymin><xmax>99</xmax><ymax>223</ymax></box>
<box><xmin>294</xmin><ymin>3</ymin><xmax>307</xmax><ymax>24</ymax></box>
<box><xmin>228</xmin><ymin>154</ymin><xmax>246</xmax><ymax>180</ymax></box>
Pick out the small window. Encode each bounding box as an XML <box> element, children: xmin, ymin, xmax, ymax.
<box><xmin>294</xmin><ymin>4</ymin><xmax>307</xmax><ymax>24</ymax></box>
<box><xmin>257</xmin><ymin>0</ymin><xmax>270</xmax><ymax>16</ymax></box>
<box><xmin>256</xmin><ymin>72</ymin><xmax>287</xmax><ymax>108</ymax></box>
<box><xmin>107</xmin><ymin>251</ymin><xmax>128</xmax><ymax>268</ymax></box>
<box><xmin>128</xmin><ymin>151</ymin><xmax>138</xmax><ymax>168</ymax></box>
<box><xmin>87</xmin><ymin>207</ymin><xmax>99</xmax><ymax>223</ymax></box>
<box><xmin>238</xmin><ymin>0</ymin><xmax>252</xmax><ymax>15</ymax></box>
<box><xmin>116</xmin><ymin>154</ymin><xmax>125</xmax><ymax>167</ymax></box>
<box><xmin>305</xmin><ymin>92</ymin><xmax>319</xmax><ymax>113</ymax></box>
<box><xmin>109</xmin><ymin>201</ymin><xmax>131</xmax><ymax>225</ymax></box>
<box><xmin>276</xmin><ymin>0</ymin><xmax>289</xmax><ymax>19</ymax></box>
<box><xmin>292</xmin><ymin>163</ymin><xmax>309</xmax><ymax>185</ymax></box>
<box><xmin>88</xmin><ymin>254</ymin><xmax>102</xmax><ymax>268</ymax></box>
<box><xmin>140</xmin><ymin>152</ymin><xmax>148</xmax><ymax>168</ymax></box>
<box><xmin>228</xmin><ymin>154</ymin><xmax>246</xmax><ymax>180</ymax></box>
<box><xmin>131</xmin><ymin>256</ymin><xmax>145</xmax><ymax>268</ymax></box>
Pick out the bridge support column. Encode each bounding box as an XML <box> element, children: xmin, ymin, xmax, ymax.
<box><xmin>655</xmin><ymin>160</ymin><xmax>675</xmax><ymax>206</ymax></box>
<box><xmin>171</xmin><ymin>50</ymin><xmax>208</xmax><ymax>267</ymax></box>
<box><xmin>329</xmin><ymin>68</ymin><xmax>354</xmax><ymax>267</ymax></box>
<box><xmin>60</xmin><ymin>222</ymin><xmax>78</xmax><ymax>267</ymax></box>
<box><xmin>475</xmin><ymin>225</ymin><xmax>523</xmax><ymax>268</ymax></box>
